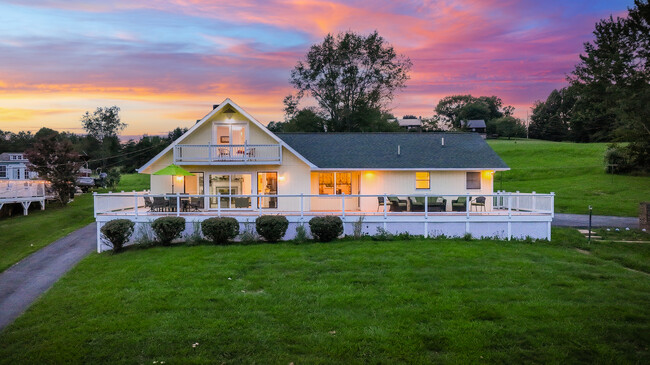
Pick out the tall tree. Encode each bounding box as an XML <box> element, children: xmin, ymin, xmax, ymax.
<box><xmin>434</xmin><ymin>94</ymin><xmax>513</xmax><ymax>129</ymax></box>
<box><xmin>287</xmin><ymin>31</ymin><xmax>412</xmax><ymax>132</ymax></box>
<box><xmin>26</xmin><ymin>133</ymin><xmax>82</xmax><ymax>204</ymax></box>
<box><xmin>81</xmin><ymin>106</ymin><xmax>126</xmax><ymax>169</ymax></box>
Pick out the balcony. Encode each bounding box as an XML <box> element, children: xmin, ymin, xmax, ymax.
<box><xmin>173</xmin><ymin>144</ymin><xmax>282</xmax><ymax>164</ymax></box>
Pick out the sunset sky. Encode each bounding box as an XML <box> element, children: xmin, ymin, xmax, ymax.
<box><xmin>0</xmin><ymin>0</ymin><xmax>632</xmax><ymax>138</ymax></box>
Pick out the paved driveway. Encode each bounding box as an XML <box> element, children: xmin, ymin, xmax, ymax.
<box><xmin>553</xmin><ymin>213</ymin><xmax>639</xmax><ymax>228</ymax></box>
<box><xmin>0</xmin><ymin>223</ymin><xmax>96</xmax><ymax>331</ymax></box>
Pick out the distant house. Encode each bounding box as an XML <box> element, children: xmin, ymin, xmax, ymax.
<box><xmin>462</xmin><ymin>120</ymin><xmax>487</xmax><ymax>138</ymax></box>
<box><xmin>0</xmin><ymin>152</ymin><xmax>37</xmax><ymax>180</ymax></box>
<box><xmin>389</xmin><ymin>117</ymin><xmax>422</xmax><ymax>131</ymax></box>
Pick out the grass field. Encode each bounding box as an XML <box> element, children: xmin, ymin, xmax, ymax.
<box><xmin>0</xmin><ymin>229</ymin><xmax>648</xmax><ymax>364</ymax></box>
<box><xmin>0</xmin><ymin>174</ymin><xmax>149</xmax><ymax>272</ymax></box>
<box><xmin>488</xmin><ymin>139</ymin><xmax>650</xmax><ymax>217</ymax></box>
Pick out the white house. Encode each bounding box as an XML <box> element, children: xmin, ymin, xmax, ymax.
<box><xmin>0</xmin><ymin>152</ymin><xmax>38</xmax><ymax>180</ymax></box>
<box><xmin>93</xmin><ymin>99</ymin><xmax>554</xmax><ymax>251</ymax></box>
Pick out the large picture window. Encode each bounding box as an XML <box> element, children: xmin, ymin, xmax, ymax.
<box><xmin>319</xmin><ymin>172</ymin><xmax>352</xmax><ymax>195</ymax></box>
<box><xmin>415</xmin><ymin>172</ymin><xmax>430</xmax><ymax>189</ymax></box>
<box><xmin>466</xmin><ymin>172</ymin><xmax>481</xmax><ymax>189</ymax></box>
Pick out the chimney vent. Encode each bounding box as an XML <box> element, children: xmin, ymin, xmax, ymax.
<box><xmin>397</xmin><ymin>145</ymin><xmax>401</xmax><ymax>155</ymax></box>
<box><xmin>196</xmin><ymin>119</ymin><xmax>200</xmax><ymax>124</ymax></box>
<box><xmin>212</xmin><ymin>104</ymin><xmax>219</xmax><ymax>110</ymax></box>
<box><xmin>441</xmin><ymin>137</ymin><xmax>445</xmax><ymax>147</ymax></box>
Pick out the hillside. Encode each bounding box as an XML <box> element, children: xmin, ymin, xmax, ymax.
<box><xmin>488</xmin><ymin>139</ymin><xmax>649</xmax><ymax>217</ymax></box>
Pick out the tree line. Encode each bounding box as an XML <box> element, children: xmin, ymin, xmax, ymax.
<box><xmin>530</xmin><ymin>0</ymin><xmax>649</xmax><ymax>173</ymax></box>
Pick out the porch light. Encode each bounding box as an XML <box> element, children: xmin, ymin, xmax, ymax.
<box><xmin>223</xmin><ymin>106</ymin><xmax>236</xmax><ymax>121</ymax></box>
<box><xmin>278</xmin><ymin>175</ymin><xmax>286</xmax><ymax>182</ymax></box>
<box><xmin>176</xmin><ymin>176</ymin><xmax>184</xmax><ymax>182</ymax></box>
<box><xmin>483</xmin><ymin>170</ymin><xmax>494</xmax><ymax>178</ymax></box>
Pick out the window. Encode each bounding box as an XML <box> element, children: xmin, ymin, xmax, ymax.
<box><xmin>336</xmin><ymin>173</ymin><xmax>351</xmax><ymax>195</ymax></box>
<box><xmin>415</xmin><ymin>172</ymin><xmax>430</xmax><ymax>189</ymax></box>
<box><xmin>213</xmin><ymin>123</ymin><xmax>246</xmax><ymax>145</ymax></box>
<box><xmin>257</xmin><ymin>172</ymin><xmax>278</xmax><ymax>209</ymax></box>
<box><xmin>319</xmin><ymin>172</ymin><xmax>351</xmax><ymax>195</ymax></box>
<box><xmin>466</xmin><ymin>172</ymin><xmax>481</xmax><ymax>189</ymax></box>
<box><xmin>0</xmin><ymin>165</ymin><xmax>5</xmax><ymax>178</ymax></box>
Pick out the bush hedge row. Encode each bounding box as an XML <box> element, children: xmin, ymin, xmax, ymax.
<box><xmin>102</xmin><ymin>215</ymin><xmax>347</xmax><ymax>252</ymax></box>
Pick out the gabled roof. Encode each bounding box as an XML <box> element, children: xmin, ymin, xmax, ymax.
<box><xmin>275</xmin><ymin>133</ymin><xmax>509</xmax><ymax>170</ymax></box>
<box><xmin>137</xmin><ymin>98</ymin><xmax>316</xmax><ymax>172</ymax></box>
<box><xmin>463</xmin><ymin>120</ymin><xmax>486</xmax><ymax>129</ymax></box>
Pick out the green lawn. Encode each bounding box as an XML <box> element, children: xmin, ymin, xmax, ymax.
<box><xmin>1</xmin><ymin>229</ymin><xmax>648</xmax><ymax>364</ymax></box>
<box><xmin>0</xmin><ymin>174</ymin><xmax>149</xmax><ymax>272</ymax></box>
<box><xmin>488</xmin><ymin>139</ymin><xmax>650</xmax><ymax>217</ymax></box>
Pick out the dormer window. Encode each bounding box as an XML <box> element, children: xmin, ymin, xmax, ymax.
<box><xmin>10</xmin><ymin>154</ymin><xmax>23</xmax><ymax>160</ymax></box>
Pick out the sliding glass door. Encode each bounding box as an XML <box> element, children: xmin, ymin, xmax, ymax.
<box><xmin>257</xmin><ymin>172</ymin><xmax>277</xmax><ymax>209</ymax></box>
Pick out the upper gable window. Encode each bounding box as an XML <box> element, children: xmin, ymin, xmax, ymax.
<box><xmin>213</xmin><ymin>123</ymin><xmax>246</xmax><ymax>145</ymax></box>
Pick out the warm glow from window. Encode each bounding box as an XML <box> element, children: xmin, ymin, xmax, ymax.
<box><xmin>319</xmin><ymin>172</ymin><xmax>351</xmax><ymax>195</ymax></box>
<box><xmin>415</xmin><ymin>172</ymin><xmax>430</xmax><ymax>189</ymax></box>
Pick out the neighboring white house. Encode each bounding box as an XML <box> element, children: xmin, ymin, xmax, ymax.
<box><xmin>0</xmin><ymin>152</ymin><xmax>38</xmax><ymax>180</ymax></box>
<box><xmin>93</xmin><ymin>99</ymin><xmax>554</xmax><ymax>251</ymax></box>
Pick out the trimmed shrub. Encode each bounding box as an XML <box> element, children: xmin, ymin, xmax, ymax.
<box><xmin>294</xmin><ymin>224</ymin><xmax>308</xmax><ymax>243</ymax></box>
<box><xmin>151</xmin><ymin>217</ymin><xmax>186</xmax><ymax>245</ymax></box>
<box><xmin>309</xmin><ymin>216</ymin><xmax>343</xmax><ymax>242</ymax></box>
<box><xmin>255</xmin><ymin>215</ymin><xmax>289</xmax><ymax>242</ymax></box>
<box><xmin>101</xmin><ymin>219</ymin><xmax>135</xmax><ymax>252</ymax></box>
<box><xmin>201</xmin><ymin>217</ymin><xmax>239</xmax><ymax>245</ymax></box>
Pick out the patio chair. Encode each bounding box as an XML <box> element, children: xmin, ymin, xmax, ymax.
<box><xmin>234</xmin><ymin>197</ymin><xmax>250</xmax><ymax>208</ymax></box>
<box><xmin>144</xmin><ymin>196</ymin><xmax>153</xmax><ymax>210</ymax></box>
<box><xmin>408</xmin><ymin>197</ymin><xmax>425</xmax><ymax>212</ymax></box>
<box><xmin>168</xmin><ymin>196</ymin><xmax>178</xmax><ymax>212</ymax></box>
<box><xmin>451</xmin><ymin>196</ymin><xmax>467</xmax><ymax>212</ymax></box>
<box><xmin>387</xmin><ymin>196</ymin><xmax>407</xmax><ymax>212</ymax></box>
<box><xmin>377</xmin><ymin>196</ymin><xmax>388</xmax><ymax>211</ymax></box>
<box><xmin>471</xmin><ymin>196</ymin><xmax>486</xmax><ymax>211</ymax></box>
<box><xmin>188</xmin><ymin>197</ymin><xmax>203</xmax><ymax>211</ymax></box>
<box><xmin>428</xmin><ymin>197</ymin><xmax>447</xmax><ymax>212</ymax></box>
<box><xmin>151</xmin><ymin>196</ymin><xmax>169</xmax><ymax>212</ymax></box>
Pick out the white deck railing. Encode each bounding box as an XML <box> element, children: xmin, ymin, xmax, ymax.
<box><xmin>0</xmin><ymin>180</ymin><xmax>46</xmax><ymax>199</ymax></box>
<box><xmin>173</xmin><ymin>144</ymin><xmax>282</xmax><ymax>164</ymax></box>
<box><xmin>94</xmin><ymin>191</ymin><xmax>554</xmax><ymax>218</ymax></box>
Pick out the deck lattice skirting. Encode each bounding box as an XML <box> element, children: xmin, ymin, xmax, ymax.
<box><xmin>94</xmin><ymin>191</ymin><xmax>554</xmax><ymax>252</ymax></box>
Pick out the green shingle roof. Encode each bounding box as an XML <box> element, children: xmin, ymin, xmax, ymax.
<box><xmin>276</xmin><ymin>133</ymin><xmax>509</xmax><ymax>170</ymax></box>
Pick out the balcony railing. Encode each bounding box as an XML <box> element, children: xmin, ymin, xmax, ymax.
<box><xmin>173</xmin><ymin>144</ymin><xmax>282</xmax><ymax>164</ymax></box>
